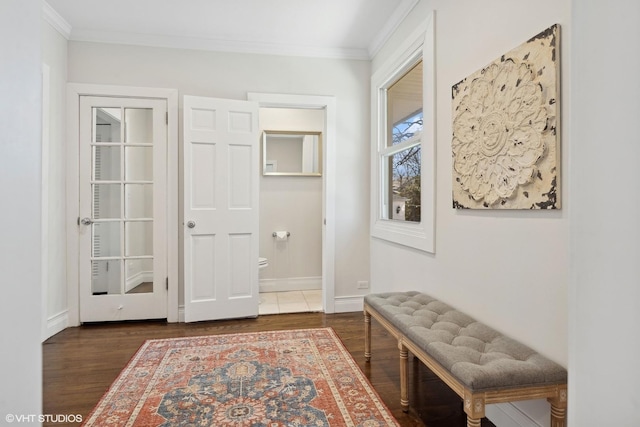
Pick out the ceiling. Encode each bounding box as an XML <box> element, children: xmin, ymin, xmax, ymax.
<box><xmin>44</xmin><ymin>0</ymin><xmax>418</xmax><ymax>60</ymax></box>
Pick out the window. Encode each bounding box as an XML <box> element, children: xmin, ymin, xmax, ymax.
<box><xmin>371</xmin><ymin>14</ymin><xmax>435</xmax><ymax>252</ymax></box>
<box><xmin>384</xmin><ymin>61</ymin><xmax>423</xmax><ymax>223</ymax></box>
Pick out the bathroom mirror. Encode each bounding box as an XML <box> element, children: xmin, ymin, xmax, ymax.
<box><xmin>262</xmin><ymin>130</ymin><xmax>322</xmax><ymax>176</ymax></box>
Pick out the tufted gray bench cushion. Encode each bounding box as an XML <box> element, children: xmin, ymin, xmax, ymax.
<box><xmin>364</xmin><ymin>291</ymin><xmax>567</xmax><ymax>391</ymax></box>
<box><xmin>364</xmin><ymin>291</ymin><xmax>568</xmax><ymax>426</ymax></box>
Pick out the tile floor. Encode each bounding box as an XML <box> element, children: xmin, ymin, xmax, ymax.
<box><xmin>258</xmin><ymin>290</ymin><xmax>323</xmax><ymax>315</ymax></box>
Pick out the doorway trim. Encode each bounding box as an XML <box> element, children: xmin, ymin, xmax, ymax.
<box><xmin>248</xmin><ymin>92</ymin><xmax>336</xmax><ymax>313</ymax></box>
<box><xmin>66</xmin><ymin>83</ymin><xmax>179</xmax><ymax>325</ymax></box>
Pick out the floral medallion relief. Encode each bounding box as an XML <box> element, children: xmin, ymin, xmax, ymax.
<box><xmin>452</xmin><ymin>24</ymin><xmax>560</xmax><ymax>209</ymax></box>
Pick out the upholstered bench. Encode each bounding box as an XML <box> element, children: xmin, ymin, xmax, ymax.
<box><xmin>364</xmin><ymin>291</ymin><xmax>567</xmax><ymax>427</ymax></box>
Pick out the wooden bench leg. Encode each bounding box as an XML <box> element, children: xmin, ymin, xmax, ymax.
<box><xmin>364</xmin><ymin>310</ymin><xmax>371</xmax><ymax>362</ymax></box>
<box><xmin>466</xmin><ymin>418</ymin><xmax>481</xmax><ymax>427</ymax></box>
<box><xmin>548</xmin><ymin>386</ymin><xmax>568</xmax><ymax>427</ymax></box>
<box><xmin>463</xmin><ymin>391</ymin><xmax>485</xmax><ymax>427</ymax></box>
<box><xmin>398</xmin><ymin>341</ymin><xmax>409</xmax><ymax>412</ymax></box>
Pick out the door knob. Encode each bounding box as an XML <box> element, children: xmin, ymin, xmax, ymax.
<box><xmin>186</xmin><ymin>220</ymin><xmax>196</xmax><ymax>229</ymax></box>
<box><xmin>80</xmin><ymin>217</ymin><xmax>93</xmax><ymax>225</ymax></box>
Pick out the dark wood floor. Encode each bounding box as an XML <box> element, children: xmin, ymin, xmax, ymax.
<box><xmin>43</xmin><ymin>312</ymin><xmax>495</xmax><ymax>427</ymax></box>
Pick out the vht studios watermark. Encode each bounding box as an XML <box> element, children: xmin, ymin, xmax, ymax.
<box><xmin>5</xmin><ymin>414</ymin><xmax>83</xmax><ymax>423</ymax></box>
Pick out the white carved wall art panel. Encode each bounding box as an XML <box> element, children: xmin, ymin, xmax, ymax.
<box><xmin>452</xmin><ymin>24</ymin><xmax>560</xmax><ymax>209</ymax></box>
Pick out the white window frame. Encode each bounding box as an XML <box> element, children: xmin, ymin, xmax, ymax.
<box><xmin>371</xmin><ymin>13</ymin><xmax>435</xmax><ymax>253</ymax></box>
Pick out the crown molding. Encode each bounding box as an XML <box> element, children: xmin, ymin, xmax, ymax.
<box><xmin>43</xmin><ymin>0</ymin><xmax>410</xmax><ymax>61</ymax></box>
<box><xmin>368</xmin><ymin>0</ymin><xmax>420</xmax><ymax>58</ymax></box>
<box><xmin>68</xmin><ymin>29</ymin><xmax>371</xmax><ymax>61</ymax></box>
<box><xmin>42</xmin><ymin>1</ymin><xmax>71</xmax><ymax>39</ymax></box>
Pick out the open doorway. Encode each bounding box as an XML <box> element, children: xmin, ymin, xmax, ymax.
<box><xmin>257</xmin><ymin>108</ymin><xmax>324</xmax><ymax>314</ymax></box>
<box><xmin>248</xmin><ymin>92</ymin><xmax>337</xmax><ymax>315</ymax></box>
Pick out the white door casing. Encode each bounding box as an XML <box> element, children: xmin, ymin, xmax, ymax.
<box><xmin>247</xmin><ymin>92</ymin><xmax>336</xmax><ymax>313</ymax></box>
<box><xmin>78</xmin><ymin>96</ymin><xmax>168</xmax><ymax>322</ymax></box>
<box><xmin>183</xmin><ymin>95</ymin><xmax>260</xmax><ymax>322</ymax></box>
<box><xmin>66</xmin><ymin>84</ymin><xmax>179</xmax><ymax>327</ymax></box>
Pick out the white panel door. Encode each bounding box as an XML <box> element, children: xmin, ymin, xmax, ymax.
<box><xmin>79</xmin><ymin>96</ymin><xmax>168</xmax><ymax>322</ymax></box>
<box><xmin>183</xmin><ymin>95</ymin><xmax>259</xmax><ymax>322</ymax></box>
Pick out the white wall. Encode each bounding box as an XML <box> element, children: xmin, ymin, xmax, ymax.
<box><xmin>259</xmin><ymin>108</ymin><xmax>323</xmax><ymax>291</ymax></box>
<box><xmin>371</xmin><ymin>0</ymin><xmax>570</xmax><ymax>425</ymax></box>
<box><xmin>570</xmin><ymin>1</ymin><xmax>640</xmax><ymax>425</ymax></box>
<box><xmin>42</xmin><ymin>15</ymin><xmax>69</xmax><ymax>340</ymax></box>
<box><xmin>68</xmin><ymin>43</ymin><xmax>371</xmax><ymax>305</ymax></box>
<box><xmin>0</xmin><ymin>1</ymin><xmax>43</xmax><ymax>421</ymax></box>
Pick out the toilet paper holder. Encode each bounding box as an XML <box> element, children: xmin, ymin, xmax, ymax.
<box><xmin>272</xmin><ymin>231</ymin><xmax>291</xmax><ymax>238</ymax></box>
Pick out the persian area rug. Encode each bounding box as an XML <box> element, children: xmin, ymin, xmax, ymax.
<box><xmin>84</xmin><ymin>327</ymin><xmax>399</xmax><ymax>426</ymax></box>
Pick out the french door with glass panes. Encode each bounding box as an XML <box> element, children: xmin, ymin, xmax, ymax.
<box><xmin>78</xmin><ymin>96</ymin><xmax>168</xmax><ymax>322</ymax></box>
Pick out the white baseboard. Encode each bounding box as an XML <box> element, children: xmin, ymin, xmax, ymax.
<box><xmin>178</xmin><ymin>294</ymin><xmax>363</xmax><ymax>322</ymax></box>
<box><xmin>259</xmin><ymin>276</ymin><xmax>322</xmax><ymax>293</ymax></box>
<box><xmin>486</xmin><ymin>403</ymin><xmax>543</xmax><ymax>427</ymax></box>
<box><xmin>125</xmin><ymin>271</ymin><xmax>153</xmax><ymax>293</ymax></box>
<box><xmin>333</xmin><ymin>295</ymin><xmax>364</xmax><ymax>313</ymax></box>
<box><xmin>44</xmin><ymin>309</ymin><xmax>69</xmax><ymax>341</ymax></box>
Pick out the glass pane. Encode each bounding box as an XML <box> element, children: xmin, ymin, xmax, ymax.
<box><xmin>389</xmin><ymin>146</ymin><xmax>421</xmax><ymax>222</ymax></box>
<box><xmin>93</xmin><ymin>108</ymin><xmax>122</xmax><ymax>143</ymax></box>
<box><xmin>91</xmin><ymin>260</ymin><xmax>122</xmax><ymax>295</ymax></box>
<box><xmin>392</xmin><ymin>111</ymin><xmax>423</xmax><ymax>145</ymax></box>
<box><xmin>125</xmin><ymin>108</ymin><xmax>153</xmax><ymax>144</ymax></box>
<box><xmin>92</xmin><ymin>184</ymin><xmax>121</xmax><ymax>219</ymax></box>
<box><xmin>125</xmin><ymin>259</ymin><xmax>154</xmax><ymax>294</ymax></box>
<box><xmin>125</xmin><ymin>147</ymin><xmax>153</xmax><ymax>181</ymax></box>
<box><xmin>387</xmin><ymin>61</ymin><xmax>423</xmax><ymax>147</ymax></box>
<box><xmin>93</xmin><ymin>146</ymin><xmax>121</xmax><ymax>181</ymax></box>
<box><xmin>125</xmin><ymin>184</ymin><xmax>153</xmax><ymax>218</ymax></box>
<box><xmin>92</xmin><ymin>222</ymin><xmax>121</xmax><ymax>257</ymax></box>
<box><xmin>125</xmin><ymin>221</ymin><xmax>153</xmax><ymax>256</ymax></box>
